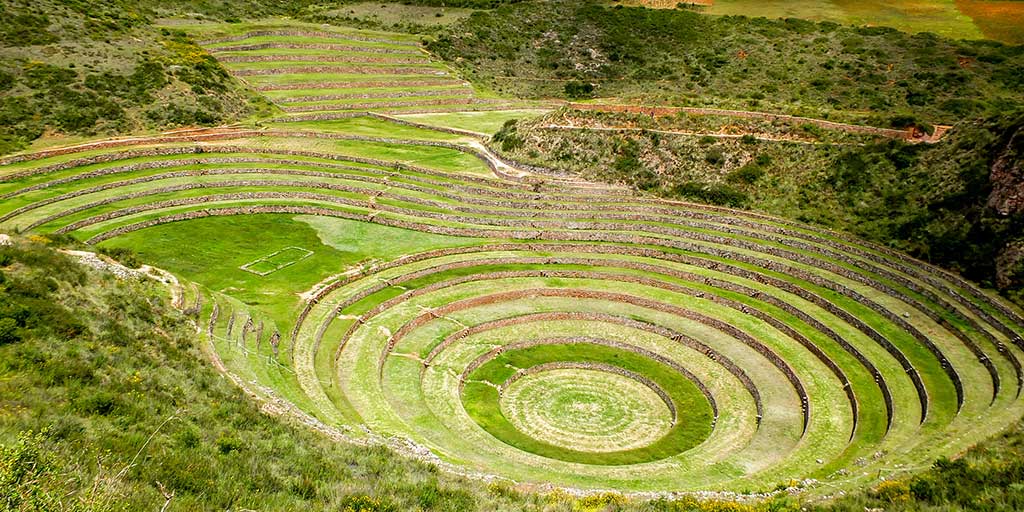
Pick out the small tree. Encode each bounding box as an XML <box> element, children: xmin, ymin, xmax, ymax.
<box><xmin>564</xmin><ymin>81</ymin><xmax>595</xmax><ymax>99</ymax></box>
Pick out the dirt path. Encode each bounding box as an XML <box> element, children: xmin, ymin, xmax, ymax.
<box><xmin>538</xmin><ymin>124</ymin><xmax>851</xmax><ymax>146</ymax></box>
<box><xmin>568</xmin><ymin>103</ymin><xmax>952</xmax><ymax>144</ymax></box>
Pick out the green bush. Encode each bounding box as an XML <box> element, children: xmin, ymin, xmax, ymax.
<box><xmin>215</xmin><ymin>436</ymin><xmax>243</xmax><ymax>454</ymax></box>
<box><xmin>493</xmin><ymin>119</ymin><xmax>525</xmax><ymax>152</ymax></box>
<box><xmin>704</xmin><ymin>147</ymin><xmax>725</xmax><ymax>165</ymax></box>
<box><xmin>564</xmin><ymin>81</ymin><xmax>595</xmax><ymax>99</ymax></box>
<box><xmin>0</xmin><ymin>317</ymin><xmax>19</xmax><ymax>345</ymax></box>
<box><xmin>0</xmin><ymin>14</ymin><xmax>57</xmax><ymax>46</ymax></box>
<box><xmin>338</xmin><ymin>495</ymin><xmax>398</xmax><ymax>512</ymax></box>
<box><xmin>672</xmin><ymin>181</ymin><xmax>749</xmax><ymax>207</ymax></box>
<box><xmin>98</xmin><ymin>246</ymin><xmax>141</xmax><ymax>269</ymax></box>
<box><xmin>726</xmin><ymin>162</ymin><xmax>766</xmax><ymax>185</ymax></box>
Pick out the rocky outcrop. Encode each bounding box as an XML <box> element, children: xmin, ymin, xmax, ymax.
<box><xmin>997</xmin><ymin>240</ymin><xmax>1024</xmax><ymax>290</ymax></box>
<box><xmin>987</xmin><ymin>124</ymin><xmax>1024</xmax><ymax>216</ymax></box>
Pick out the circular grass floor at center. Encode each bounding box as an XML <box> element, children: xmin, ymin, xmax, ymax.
<box><xmin>461</xmin><ymin>342</ymin><xmax>716</xmax><ymax>465</ymax></box>
<box><xmin>500</xmin><ymin>365</ymin><xmax>676</xmax><ymax>453</ymax></box>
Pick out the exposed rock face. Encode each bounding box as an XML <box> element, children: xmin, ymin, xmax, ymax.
<box><xmin>987</xmin><ymin>124</ymin><xmax>1024</xmax><ymax>216</ymax></box>
<box><xmin>997</xmin><ymin>240</ymin><xmax>1024</xmax><ymax>290</ymax></box>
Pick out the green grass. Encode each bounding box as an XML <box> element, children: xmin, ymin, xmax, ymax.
<box><xmin>263</xmin><ymin>85</ymin><xmax>471</xmax><ymax>99</ymax></box>
<box><xmin>698</xmin><ymin>0</ymin><xmax>985</xmax><ymax>41</ymax></box>
<box><xmin>222</xmin><ymin>60</ymin><xmax>446</xmax><ymax>71</ymax></box>
<box><xmin>177</xmin><ymin>19</ymin><xmax>423</xmax><ymax>44</ymax></box>
<box><xmin>394</xmin><ymin>110</ymin><xmax>553</xmax><ymax>134</ymax></box>
<box><xmin>242</xmin><ymin>246</ymin><xmax>314</xmax><ymax>275</ymax></box>
<box><xmin>212</xmin><ymin>48</ymin><xmax>427</xmax><ymax>58</ymax></box>
<box><xmin>244</xmin><ymin>73</ymin><xmax>461</xmax><ymax>85</ymax></box>
<box><xmin>98</xmin><ymin>214</ymin><xmax>479</xmax><ymax>329</ymax></box>
<box><xmin>265</xmin><ymin>116</ymin><xmax>468</xmax><ymax>140</ymax></box>
<box><xmin>282</xmin><ymin>94</ymin><xmax>477</xmax><ymax>108</ymax></box>
<box><xmin>463</xmin><ymin>342</ymin><xmax>715</xmax><ymax>465</ymax></box>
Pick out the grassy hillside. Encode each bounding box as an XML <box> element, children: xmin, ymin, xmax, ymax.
<box><xmin>492</xmin><ymin>106</ymin><xmax>1024</xmax><ymax>301</ymax></box>
<box><xmin>0</xmin><ymin>235</ymin><xmax>536</xmax><ymax>511</ymax></box>
<box><xmin>1</xmin><ymin>234</ymin><xmax>1024</xmax><ymax>510</ymax></box>
<box><xmin>428</xmin><ymin>0</ymin><xmax>1024</xmax><ymax>125</ymax></box>
<box><xmin>661</xmin><ymin>0</ymin><xmax>1024</xmax><ymax>45</ymax></box>
<box><xmin>0</xmin><ymin>0</ymin><xmax>291</xmax><ymax>156</ymax></box>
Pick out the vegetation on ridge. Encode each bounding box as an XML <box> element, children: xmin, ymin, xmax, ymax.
<box><xmin>490</xmin><ymin>107</ymin><xmax>1024</xmax><ymax>299</ymax></box>
<box><xmin>429</xmin><ymin>0</ymin><xmax>1024</xmax><ymax>125</ymax></box>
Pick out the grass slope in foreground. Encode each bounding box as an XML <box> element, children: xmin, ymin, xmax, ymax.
<box><xmin>3</xmin><ymin>235</ymin><xmax>1024</xmax><ymax>510</ymax></box>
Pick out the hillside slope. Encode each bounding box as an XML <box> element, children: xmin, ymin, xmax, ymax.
<box><xmin>2</xmin><ymin>234</ymin><xmax>1024</xmax><ymax>510</ymax></box>
<box><xmin>429</xmin><ymin>0</ymin><xmax>1024</xmax><ymax>125</ymax></box>
<box><xmin>0</xmin><ymin>235</ymin><xmax>522</xmax><ymax>511</ymax></box>
<box><xmin>0</xmin><ymin>0</ymin><xmax>289</xmax><ymax>156</ymax></box>
<box><xmin>493</xmin><ymin>107</ymin><xmax>1024</xmax><ymax>301</ymax></box>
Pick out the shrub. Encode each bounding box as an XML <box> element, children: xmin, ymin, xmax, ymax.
<box><xmin>575</xmin><ymin>492</ymin><xmax>627</xmax><ymax>511</ymax></box>
<box><xmin>338</xmin><ymin>495</ymin><xmax>398</xmax><ymax>512</ymax></box>
<box><xmin>215</xmin><ymin>436</ymin><xmax>243</xmax><ymax>454</ymax></box>
<box><xmin>0</xmin><ymin>14</ymin><xmax>57</xmax><ymax>46</ymax></box>
<box><xmin>704</xmin><ymin>147</ymin><xmax>725</xmax><ymax>165</ymax></box>
<box><xmin>75</xmin><ymin>391</ymin><xmax>119</xmax><ymax>416</ymax></box>
<box><xmin>414</xmin><ymin>483</ymin><xmax>475</xmax><ymax>511</ymax></box>
<box><xmin>726</xmin><ymin>162</ymin><xmax>765</xmax><ymax>185</ymax></box>
<box><xmin>873</xmin><ymin>479</ymin><xmax>912</xmax><ymax>503</ymax></box>
<box><xmin>174</xmin><ymin>427</ymin><xmax>201</xmax><ymax>449</ymax></box>
<box><xmin>99</xmin><ymin>246</ymin><xmax>142</xmax><ymax>268</ymax></box>
<box><xmin>492</xmin><ymin>119</ymin><xmax>525</xmax><ymax>152</ymax></box>
<box><xmin>672</xmin><ymin>181</ymin><xmax>749</xmax><ymax>207</ymax></box>
<box><xmin>564</xmin><ymin>81</ymin><xmax>595</xmax><ymax>99</ymax></box>
<box><xmin>0</xmin><ymin>317</ymin><xmax>19</xmax><ymax>344</ymax></box>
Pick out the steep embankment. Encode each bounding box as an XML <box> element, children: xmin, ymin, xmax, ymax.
<box><xmin>0</xmin><ymin>0</ymin><xmax>283</xmax><ymax>156</ymax></box>
<box><xmin>428</xmin><ymin>0</ymin><xmax>1024</xmax><ymax>126</ymax></box>
<box><xmin>0</xmin><ymin>235</ymin><xmax>535</xmax><ymax>511</ymax></box>
<box><xmin>492</xmin><ymin>106</ymin><xmax>1024</xmax><ymax>303</ymax></box>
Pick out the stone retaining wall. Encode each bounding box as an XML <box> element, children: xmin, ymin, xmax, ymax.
<box><xmin>255</xmin><ymin>79</ymin><xmax>461</xmax><ymax>91</ymax></box>
<box><xmin>569</xmin><ymin>103</ymin><xmax>916</xmax><ymax>140</ymax></box>
<box><xmin>430</xmin><ymin>311</ymin><xmax>763</xmax><ymax>424</ymax></box>
<box><xmin>282</xmin><ymin>98</ymin><xmax>501</xmax><ymax>113</ymax></box>
<box><xmin>199</xmin><ymin>30</ymin><xmax>419</xmax><ymax>46</ymax></box>
<box><xmin>0</xmin><ymin>131</ymin><xmax>260</xmax><ymax>168</ymax></box>
<box><xmin>390</xmin><ymin>287</ymin><xmax>798</xmax><ymax>424</ymax></box>
<box><xmin>218</xmin><ymin>54</ymin><xmax>426</xmax><ymax>64</ymax></box>
<box><xmin>93</xmin><ymin>207</ymin><xmax>926</xmax><ymax>423</ymax></box>
<box><xmin>231</xmin><ymin>66</ymin><xmax>446</xmax><ymax>77</ymax></box>
<box><xmin>276</xmin><ymin>89</ymin><xmax>474</xmax><ymax>103</ymax></box>
<box><xmin>211</xmin><ymin>42</ymin><xmax>422</xmax><ymax>54</ymax></box>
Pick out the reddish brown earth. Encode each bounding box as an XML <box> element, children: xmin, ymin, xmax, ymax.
<box><xmin>956</xmin><ymin>0</ymin><xmax>1024</xmax><ymax>44</ymax></box>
